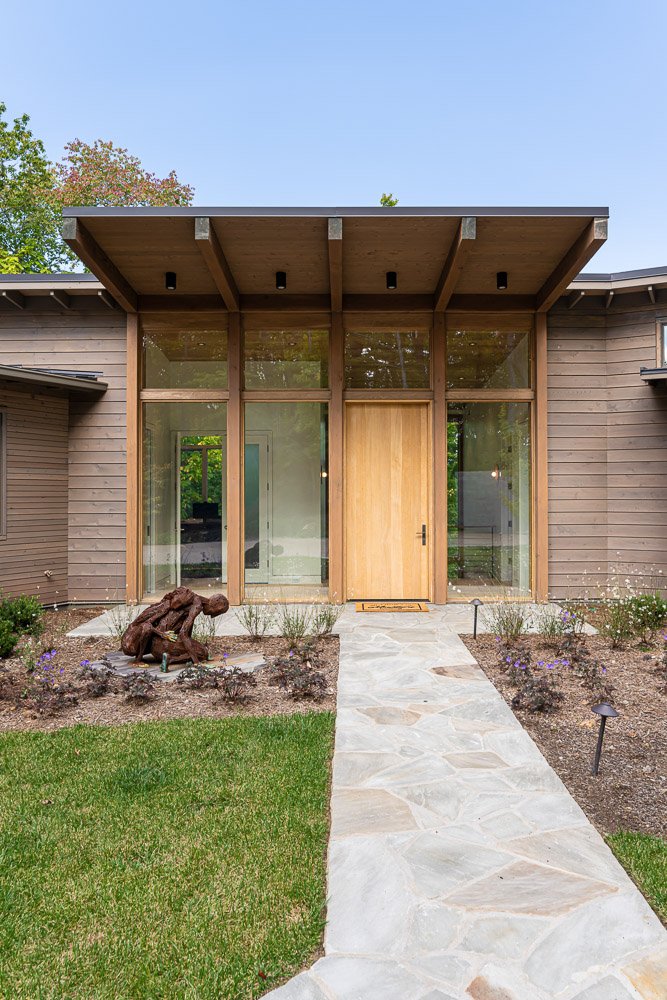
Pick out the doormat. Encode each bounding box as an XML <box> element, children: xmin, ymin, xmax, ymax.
<box><xmin>355</xmin><ymin>601</ymin><xmax>429</xmax><ymax>613</ymax></box>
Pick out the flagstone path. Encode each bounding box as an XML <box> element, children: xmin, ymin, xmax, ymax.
<box><xmin>70</xmin><ymin>604</ymin><xmax>667</xmax><ymax>998</ymax></box>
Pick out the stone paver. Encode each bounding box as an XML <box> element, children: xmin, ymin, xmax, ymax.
<box><xmin>70</xmin><ymin>604</ymin><xmax>664</xmax><ymax>998</ymax></box>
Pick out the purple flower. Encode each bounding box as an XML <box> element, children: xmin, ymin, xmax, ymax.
<box><xmin>80</xmin><ymin>659</ymin><xmax>90</xmax><ymax>667</ymax></box>
<box><xmin>537</xmin><ymin>660</ymin><xmax>544</xmax><ymax>667</ymax></box>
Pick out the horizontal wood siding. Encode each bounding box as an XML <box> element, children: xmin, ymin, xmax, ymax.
<box><xmin>0</xmin><ymin>384</ymin><xmax>69</xmax><ymax>602</ymax></box>
<box><xmin>0</xmin><ymin>301</ymin><xmax>126</xmax><ymax>602</ymax></box>
<box><xmin>548</xmin><ymin>303</ymin><xmax>667</xmax><ymax>597</ymax></box>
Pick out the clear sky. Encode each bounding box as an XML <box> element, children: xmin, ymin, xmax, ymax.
<box><xmin>3</xmin><ymin>0</ymin><xmax>665</xmax><ymax>270</ymax></box>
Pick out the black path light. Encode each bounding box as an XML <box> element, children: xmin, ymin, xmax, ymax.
<box><xmin>471</xmin><ymin>598</ymin><xmax>484</xmax><ymax>639</ymax></box>
<box><xmin>591</xmin><ymin>702</ymin><xmax>619</xmax><ymax>776</ymax></box>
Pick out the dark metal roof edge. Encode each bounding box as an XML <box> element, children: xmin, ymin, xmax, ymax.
<box><xmin>0</xmin><ymin>273</ymin><xmax>99</xmax><ymax>283</ymax></box>
<box><xmin>0</xmin><ymin>365</ymin><xmax>108</xmax><ymax>393</ymax></box>
<box><xmin>62</xmin><ymin>205</ymin><xmax>610</xmax><ymax>219</ymax></box>
<box><xmin>575</xmin><ymin>265</ymin><xmax>667</xmax><ymax>282</ymax></box>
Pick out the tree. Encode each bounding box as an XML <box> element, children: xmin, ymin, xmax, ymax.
<box><xmin>0</xmin><ymin>103</ymin><xmax>195</xmax><ymax>273</ymax></box>
<box><xmin>380</xmin><ymin>192</ymin><xmax>399</xmax><ymax>207</ymax></box>
<box><xmin>54</xmin><ymin>139</ymin><xmax>194</xmax><ymax>208</ymax></box>
<box><xmin>0</xmin><ymin>103</ymin><xmax>66</xmax><ymax>272</ymax></box>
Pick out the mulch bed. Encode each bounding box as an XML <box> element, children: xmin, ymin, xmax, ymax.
<box><xmin>463</xmin><ymin>633</ymin><xmax>667</xmax><ymax>839</ymax></box>
<box><xmin>0</xmin><ymin>607</ymin><xmax>339</xmax><ymax>733</ymax></box>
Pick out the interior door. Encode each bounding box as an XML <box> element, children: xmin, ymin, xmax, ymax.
<box><xmin>345</xmin><ymin>403</ymin><xmax>430</xmax><ymax>600</ymax></box>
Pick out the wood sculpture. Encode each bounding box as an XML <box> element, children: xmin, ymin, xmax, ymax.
<box><xmin>120</xmin><ymin>587</ymin><xmax>229</xmax><ymax>665</ymax></box>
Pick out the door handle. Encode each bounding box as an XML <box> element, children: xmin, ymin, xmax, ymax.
<box><xmin>416</xmin><ymin>524</ymin><xmax>426</xmax><ymax>545</ymax></box>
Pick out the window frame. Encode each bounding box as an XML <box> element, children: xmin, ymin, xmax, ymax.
<box><xmin>656</xmin><ymin>317</ymin><xmax>667</xmax><ymax>368</ymax></box>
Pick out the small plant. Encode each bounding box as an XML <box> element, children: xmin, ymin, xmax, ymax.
<box><xmin>483</xmin><ymin>601</ymin><xmax>531</xmax><ymax>642</ymax></box>
<box><xmin>272</xmin><ymin>660</ymin><xmax>328</xmax><ymax>701</ymax></box>
<box><xmin>235</xmin><ymin>604</ymin><xmax>275</xmax><ymax>639</ymax></box>
<box><xmin>573</xmin><ymin>655</ymin><xmax>612</xmax><ymax>700</ymax></box>
<box><xmin>192</xmin><ymin>614</ymin><xmax>216</xmax><ymax>643</ymax></box>
<box><xmin>278</xmin><ymin>605</ymin><xmax>313</xmax><ymax>642</ymax></box>
<box><xmin>499</xmin><ymin>644</ymin><xmax>533</xmax><ymax>686</ymax></box>
<box><xmin>106</xmin><ymin>603</ymin><xmax>136</xmax><ymax>644</ymax></box>
<box><xmin>598</xmin><ymin>598</ymin><xmax>639</xmax><ymax>648</ymax></box>
<box><xmin>78</xmin><ymin>660</ymin><xmax>114</xmax><ymax>698</ymax></box>
<box><xmin>122</xmin><ymin>672</ymin><xmax>155</xmax><ymax>702</ymax></box>
<box><xmin>311</xmin><ymin>604</ymin><xmax>344</xmax><ymax>636</ymax></box>
<box><xmin>532</xmin><ymin>606</ymin><xmax>566</xmax><ymax>647</ymax></box>
<box><xmin>176</xmin><ymin>662</ymin><xmax>227</xmax><ymax>689</ymax></box>
<box><xmin>625</xmin><ymin>593</ymin><xmax>667</xmax><ymax>644</ymax></box>
<box><xmin>218</xmin><ymin>667</ymin><xmax>257</xmax><ymax>704</ymax></box>
<box><xmin>0</xmin><ymin>594</ymin><xmax>43</xmax><ymax>637</ymax></box>
<box><xmin>511</xmin><ymin>671</ymin><xmax>564</xmax><ymax>713</ymax></box>
<box><xmin>16</xmin><ymin>635</ymin><xmax>40</xmax><ymax>672</ymax></box>
<box><xmin>0</xmin><ymin>619</ymin><xmax>18</xmax><ymax>659</ymax></box>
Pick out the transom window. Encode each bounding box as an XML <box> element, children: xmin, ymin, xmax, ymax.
<box><xmin>447</xmin><ymin>325</ymin><xmax>531</xmax><ymax>389</ymax></box>
<box><xmin>345</xmin><ymin>329</ymin><xmax>430</xmax><ymax>389</ymax></box>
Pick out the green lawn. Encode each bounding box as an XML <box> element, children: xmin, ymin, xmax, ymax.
<box><xmin>607</xmin><ymin>830</ymin><xmax>667</xmax><ymax>924</ymax></box>
<box><xmin>0</xmin><ymin>714</ymin><xmax>335</xmax><ymax>999</ymax></box>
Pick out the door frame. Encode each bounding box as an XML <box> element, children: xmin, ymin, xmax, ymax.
<box><xmin>343</xmin><ymin>400</ymin><xmax>433</xmax><ymax>602</ymax></box>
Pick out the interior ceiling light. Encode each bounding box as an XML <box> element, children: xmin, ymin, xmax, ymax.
<box><xmin>386</xmin><ymin>270</ymin><xmax>398</xmax><ymax>290</ymax></box>
<box><xmin>165</xmin><ymin>271</ymin><xmax>177</xmax><ymax>291</ymax></box>
<box><xmin>276</xmin><ymin>270</ymin><xmax>287</xmax><ymax>290</ymax></box>
<box><xmin>496</xmin><ymin>271</ymin><xmax>508</xmax><ymax>291</ymax></box>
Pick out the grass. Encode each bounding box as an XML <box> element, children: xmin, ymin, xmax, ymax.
<box><xmin>0</xmin><ymin>714</ymin><xmax>335</xmax><ymax>999</ymax></box>
<box><xmin>607</xmin><ymin>830</ymin><xmax>667</xmax><ymax>924</ymax></box>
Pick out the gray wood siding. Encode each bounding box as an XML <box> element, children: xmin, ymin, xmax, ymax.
<box><xmin>0</xmin><ymin>300</ymin><xmax>126</xmax><ymax>602</ymax></box>
<box><xmin>547</xmin><ymin>303</ymin><xmax>667</xmax><ymax>597</ymax></box>
<box><xmin>0</xmin><ymin>383</ymin><xmax>69</xmax><ymax>602</ymax></box>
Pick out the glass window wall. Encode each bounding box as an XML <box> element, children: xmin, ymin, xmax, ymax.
<box><xmin>447</xmin><ymin>327</ymin><xmax>531</xmax><ymax>389</ymax></box>
<box><xmin>447</xmin><ymin>401</ymin><xmax>531</xmax><ymax>598</ymax></box>
<box><xmin>244</xmin><ymin>329</ymin><xmax>328</xmax><ymax>388</ymax></box>
<box><xmin>143</xmin><ymin>402</ymin><xmax>227</xmax><ymax>598</ymax></box>
<box><xmin>345</xmin><ymin>329</ymin><xmax>430</xmax><ymax>388</ymax></box>
<box><xmin>244</xmin><ymin>403</ymin><xmax>328</xmax><ymax>600</ymax></box>
<box><xmin>142</xmin><ymin>315</ymin><xmax>228</xmax><ymax>389</ymax></box>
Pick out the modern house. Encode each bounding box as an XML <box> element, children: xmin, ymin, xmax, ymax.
<box><xmin>0</xmin><ymin>206</ymin><xmax>665</xmax><ymax>607</ymax></box>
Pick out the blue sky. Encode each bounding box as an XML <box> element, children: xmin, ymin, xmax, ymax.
<box><xmin>3</xmin><ymin>0</ymin><xmax>666</xmax><ymax>270</ymax></box>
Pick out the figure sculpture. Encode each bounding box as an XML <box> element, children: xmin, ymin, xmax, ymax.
<box><xmin>120</xmin><ymin>587</ymin><xmax>229</xmax><ymax>665</ymax></box>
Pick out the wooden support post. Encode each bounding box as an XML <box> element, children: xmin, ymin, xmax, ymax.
<box><xmin>534</xmin><ymin>312</ymin><xmax>549</xmax><ymax>601</ymax></box>
<box><xmin>329</xmin><ymin>311</ymin><xmax>345</xmax><ymax>603</ymax></box>
<box><xmin>126</xmin><ymin>313</ymin><xmax>141</xmax><ymax>603</ymax></box>
<box><xmin>328</xmin><ymin>218</ymin><xmax>343</xmax><ymax>313</ymax></box>
<box><xmin>432</xmin><ymin>311</ymin><xmax>448</xmax><ymax>604</ymax></box>
<box><xmin>226</xmin><ymin>312</ymin><xmax>243</xmax><ymax>605</ymax></box>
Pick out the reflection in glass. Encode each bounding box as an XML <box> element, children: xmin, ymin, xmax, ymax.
<box><xmin>142</xmin><ymin>315</ymin><xmax>228</xmax><ymax>389</ymax></box>
<box><xmin>143</xmin><ymin>402</ymin><xmax>227</xmax><ymax>597</ymax></box>
<box><xmin>447</xmin><ymin>402</ymin><xmax>531</xmax><ymax>598</ymax></box>
<box><xmin>447</xmin><ymin>327</ymin><xmax>530</xmax><ymax>389</ymax></box>
<box><xmin>345</xmin><ymin>330</ymin><xmax>430</xmax><ymax>388</ymax></box>
<box><xmin>244</xmin><ymin>403</ymin><xmax>328</xmax><ymax>600</ymax></box>
<box><xmin>244</xmin><ymin>329</ymin><xmax>328</xmax><ymax>388</ymax></box>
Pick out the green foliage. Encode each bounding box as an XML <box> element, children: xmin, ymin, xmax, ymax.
<box><xmin>311</xmin><ymin>604</ymin><xmax>344</xmax><ymax>635</ymax></box>
<box><xmin>379</xmin><ymin>192</ymin><xmax>399</xmax><ymax>207</ymax></box>
<box><xmin>511</xmin><ymin>671</ymin><xmax>564</xmax><ymax>713</ymax></box>
<box><xmin>607</xmin><ymin>831</ymin><xmax>667</xmax><ymax>923</ymax></box>
<box><xmin>0</xmin><ymin>619</ymin><xmax>18</xmax><ymax>659</ymax></box>
<box><xmin>596</xmin><ymin>592</ymin><xmax>667</xmax><ymax>647</ymax></box>
<box><xmin>0</xmin><ymin>593</ymin><xmax>43</xmax><ymax>636</ymax></box>
<box><xmin>625</xmin><ymin>592</ymin><xmax>667</xmax><ymax>643</ymax></box>
<box><xmin>482</xmin><ymin>601</ymin><xmax>531</xmax><ymax>641</ymax></box>
<box><xmin>0</xmin><ymin>715</ymin><xmax>334</xmax><ymax>997</ymax></box>
<box><xmin>278</xmin><ymin>604</ymin><xmax>313</xmax><ymax>642</ymax></box>
<box><xmin>234</xmin><ymin>603</ymin><xmax>275</xmax><ymax>638</ymax></box>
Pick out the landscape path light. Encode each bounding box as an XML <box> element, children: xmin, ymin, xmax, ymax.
<box><xmin>591</xmin><ymin>701</ymin><xmax>619</xmax><ymax>776</ymax></box>
<box><xmin>471</xmin><ymin>598</ymin><xmax>483</xmax><ymax>639</ymax></box>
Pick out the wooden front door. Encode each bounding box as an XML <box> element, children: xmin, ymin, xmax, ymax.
<box><xmin>345</xmin><ymin>403</ymin><xmax>430</xmax><ymax>600</ymax></box>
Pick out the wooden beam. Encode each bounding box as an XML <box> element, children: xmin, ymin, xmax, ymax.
<box><xmin>432</xmin><ymin>311</ymin><xmax>447</xmax><ymax>604</ymax></box>
<box><xmin>49</xmin><ymin>290</ymin><xmax>71</xmax><ymax>310</ymax></box>
<box><xmin>605</xmin><ymin>290</ymin><xmax>615</xmax><ymax>310</ymax></box>
<box><xmin>534</xmin><ymin>312</ymin><xmax>549</xmax><ymax>601</ymax></box>
<box><xmin>567</xmin><ymin>289</ymin><xmax>585</xmax><ymax>310</ymax></box>
<box><xmin>447</xmin><ymin>294</ymin><xmax>535</xmax><ymax>312</ymax></box>
<box><xmin>328</xmin><ymin>311</ymin><xmax>344</xmax><ymax>603</ymax></box>
<box><xmin>98</xmin><ymin>290</ymin><xmax>119</xmax><ymax>310</ymax></box>
<box><xmin>226</xmin><ymin>312</ymin><xmax>243</xmax><ymax>605</ymax></box>
<box><xmin>1</xmin><ymin>290</ymin><xmax>25</xmax><ymax>310</ymax></box>
<box><xmin>433</xmin><ymin>217</ymin><xmax>476</xmax><ymax>312</ymax></box>
<box><xmin>648</xmin><ymin>285</ymin><xmax>656</xmax><ymax>305</ymax></box>
<box><xmin>125</xmin><ymin>313</ymin><xmax>141</xmax><ymax>603</ymax></box>
<box><xmin>61</xmin><ymin>217</ymin><xmax>138</xmax><ymax>313</ymax></box>
<box><xmin>328</xmin><ymin>217</ymin><xmax>343</xmax><ymax>313</ymax></box>
<box><xmin>535</xmin><ymin>217</ymin><xmax>608</xmax><ymax>313</ymax></box>
<box><xmin>194</xmin><ymin>217</ymin><xmax>240</xmax><ymax>312</ymax></box>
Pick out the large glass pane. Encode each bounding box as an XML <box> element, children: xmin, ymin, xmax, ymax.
<box><xmin>244</xmin><ymin>329</ymin><xmax>328</xmax><ymax>388</ymax></box>
<box><xmin>142</xmin><ymin>314</ymin><xmax>228</xmax><ymax>388</ymax></box>
<box><xmin>345</xmin><ymin>329</ymin><xmax>430</xmax><ymax>388</ymax></box>
<box><xmin>143</xmin><ymin>402</ymin><xmax>227</xmax><ymax>598</ymax></box>
<box><xmin>447</xmin><ymin>327</ymin><xmax>531</xmax><ymax>388</ymax></box>
<box><xmin>447</xmin><ymin>401</ymin><xmax>531</xmax><ymax>598</ymax></box>
<box><xmin>244</xmin><ymin>403</ymin><xmax>329</xmax><ymax>600</ymax></box>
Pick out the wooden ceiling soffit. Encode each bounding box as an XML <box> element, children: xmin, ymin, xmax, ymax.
<box><xmin>0</xmin><ymin>290</ymin><xmax>26</xmax><ymax>309</ymax></box>
<box><xmin>328</xmin><ymin>217</ymin><xmax>343</xmax><ymax>312</ymax></box>
<box><xmin>433</xmin><ymin>217</ymin><xmax>477</xmax><ymax>312</ymax></box>
<box><xmin>61</xmin><ymin>218</ymin><xmax>138</xmax><ymax>313</ymax></box>
<box><xmin>194</xmin><ymin>217</ymin><xmax>240</xmax><ymax>312</ymax></box>
<box><xmin>536</xmin><ymin>217</ymin><xmax>608</xmax><ymax>314</ymax></box>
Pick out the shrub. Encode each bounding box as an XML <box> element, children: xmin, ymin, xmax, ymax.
<box><xmin>106</xmin><ymin>603</ymin><xmax>136</xmax><ymax>644</ymax></box>
<box><xmin>625</xmin><ymin>593</ymin><xmax>667</xmax><ymax>643</ymax></box>
<box><xmin>0</xmin><ymin>594</ymin><xmax>43</xmax><ymax>637</ymax></box>
<box><xmin>218</xmin><ymin>667</ymin><xmax>257</xmax><ymax>704</ymax></box>
<box><xmin>177</xmin><ymin>663</ymin><xmax>227</xmax><ymax>689</ymax></box>
<box><xmin>532</xmin><ymin>606</ymin><xmax>566</xmax><ymax>646</ymax></box>
<box><xmin>271</xmin><ymin>658</ymin><xmax>328</xmax><ymax>701</ymax></box>
<box><xmin>235</xmin><ymin>604</ymin><xmax>275</xmax><ymax>639</ymax></box>
<box><xmin>482</xmin><ymin>602</ymin><xmax>531</xmax><ymax>642</ymax></box>
<box><xmin>122</xmin><ymin>672</ymin><xmax>155</xmax><ymax>702</ymax></box>
<box><xmin>192</xmin><ymin>613</ymin><xmax>217</xmax><ymax>643</ymax></box>
<box><xmin>0</xmin><ymin>620</ymin><xmax>18</xmax><ymax>659</ymax></box>
<box><xmin>511</xmin><ymin>672</ymin><xmax>564</xmax><ymax>713</ymax></box>
<box><xmin>77</xmin><ymin>661</ymin><xmax>114</xmax><ymax>697</ymax></box>
<box><xmin>311</xmin><ymin>604</ymin><xmax>344</xmax><ymax>636</ymax></box>
<box><xmin>278</xmin><ymin>605</ymin><xmax>313</xmax><ymax>643</ymax></box>
<box><xmin>597</xmin><ymin>598</ymin><xmax>637</xmax><ymax>648</ymax></box>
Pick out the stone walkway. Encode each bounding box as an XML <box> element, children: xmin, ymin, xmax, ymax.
<box><xmin>70</xmin><ymin>604</ymin><xmax>667</xmax><ymax>998</ymax></box>
<box><xmin>267</xmin><ymin>607</ymin><xmax>667</xmax><ymax>1000</ymax></box>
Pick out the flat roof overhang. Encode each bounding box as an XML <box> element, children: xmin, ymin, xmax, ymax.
<box><xmin>59</xmin><ymin>206</ymin><xmax>609</xmax><ymax>315</ymax></box>
<box><xmin>0</xmin><ymin>364</ymin><xmax>108</xmax><ymax>395</ymax></box>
